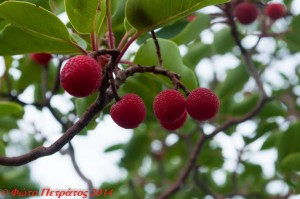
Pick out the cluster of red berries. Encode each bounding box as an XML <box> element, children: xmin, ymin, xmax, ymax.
<box><xmin>154</xmin><ymin>89</ymin><xmax>219</xmax><ymax>130</ymax></box>
<box><xmin>30</xmin><ymin>54</ymin><xmax>220</xmax><ymax>130</ymax></box>
<box><xmin>234</xmin><ymin>2</ymin><xmax>286</xmax><ymax>25</ymax></box>
<box><xmin>110</xmin><ymin>88</ymin><xmax>220</xmax><ymax>130</ymax></box>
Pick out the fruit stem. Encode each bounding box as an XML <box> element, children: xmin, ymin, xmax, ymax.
<box><xmin>117</xmin><ymin>31</ymin><xmax>129</xmax><ymax>50</ymax></box>
<box><xmin>90</xmin><ymin>26</ymin><xmax>98</xmax><ymax>52</ymax></box>
<box><xmin>116</xmin><ymin>32</ymin><xmax>141</xmax><ymax>64</ymax></box>
<box><xmin>106</xmin><ymin>0</ymin><xmax>114</xmax><ymax>49</ymax></box>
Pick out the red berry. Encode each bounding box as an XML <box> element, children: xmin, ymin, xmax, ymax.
<box><xmin>160</xmin><ymin>110</ymin><xmax>188</xmax><ymax>131</ymax></box>
<box><xmin>186</xmin><ymin>88</ymin><xmax>219</xmax><ymax>121</ymax></box>
<box><xmin>234</xmin><ymin>2</ymin><xmax>258</xmax><ymax>25</ymax></box>
<box><xmin>265</xmin><ymin>3</ymin><xmax>285</xmax><ymax>20</ymax></box>
<box><xmin>60</xmin><ymin>55</ymin><xmax>102</xmax><ymax>97</ymax></box>
<box><xmin>186</xmin><ymin>14</ymin><xmax>197</xmax><ymax>22</ymax></box>
<box><xmin>153</xmin><ymin>89</ymin><xmax>186</xmax><ymax>123</ymax></box>
<box><xmin>30</xmin><ymin>53</ymin><xmax>52</xmax><ymax>65</ymax></box>
<box><xmin>110</xmin><ymin>94</ymin><xmax>146</xmax><ymax>129</ymax></box>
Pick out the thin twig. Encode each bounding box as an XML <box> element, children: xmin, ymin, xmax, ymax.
<box><xmin>151</xmin><ymin>31</ymin><xmax>163</xmax><ymax>68</ymax></box>
<box><xmin>231</xmin><ymin>147</ymin><xmax>245</xmax><ymax>193</ymax></box>
<box><xmin>193</xmin><ymin>166</ymin><xmax>221</xmax><ymax>199</ymax></box>
<box><xmin>63</xmin><ymin>143</ymin><xmax>95</xmax><ymax>199</ymax></box>
<box><xmin>224</xmin><ymin>3</ymin><xmax>267</xmax><ymax>98</ymax></box>
<box><xmin>128</xmin><ymin>180</ymin><xmax>140</xmax><ymax>199</ymax></box>
<box><xmin>156</xmin><ymin>96</ymin><xmax>269</xmax><ymax>199</ymax></box>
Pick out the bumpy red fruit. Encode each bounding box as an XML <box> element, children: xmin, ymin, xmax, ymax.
<box><xmin>234</xmin><ymin>2</ymin><xmax>258</xmax><ymax>25</ymax></box>
<box><xmin>186</xmin><ymin>88</ymin><xmax>219</xmax><ymax>121</ymax></box>
<box><xmin>153</xmin><ymin>89</ymin><xmax>186</xmax><ymax>123</ymax></box>
<box><xmin>160</xmin><ymin>110</ymin><xmax>188</xmax><ymax>131</ymax></box>
<box><xmin>265</xmin><ymin>3</ymin><xmax>285</xmax><ymax>20</ymax></box>
<box><xmin>60</xmin><ymin>55</ymin><xmax>102</xmax><ymax>97</ymax></box>
<box><xmin>110</xmin><ymin>94</ymin><xmax>146</xmax><ymax>129</ymax></box>
<box><xmin>30</xmin><ymin>53</ymin><xmax>52</xmax><ymax>65</ymax></box>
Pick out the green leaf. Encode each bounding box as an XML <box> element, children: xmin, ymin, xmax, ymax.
<box><xmin>261</xmin><ymin>132</ymin><xmax>281</xmax><ymax>150</ymax></box>
<box><xmin>119</xmin><ymin>73</ymin><xmax>161</xmax><ymax>119</ymax></box>
<box><xmin>75</xmin><ymin>93</ymin><xmax>99</xmax><ymax>135</ymax></box>
<box><xmin>65</xmin><ymin>0</ymin><xmax>99</xmax><ymax>34</ymax></box>
<box><xmin>278</xmin><ymin>122</ymin><xmax>300</xmax><ymax>163</ymax></box>
<box><xmin>0</xmin><ymin>117</ymin><xmax>18</xmax><ymax>132</ymax></box>
<box><xmin>134</xmin><ymin>38</ymin><xmax>198</xmax><ymax>90</ymax></box>
<box><xmin>0</xmin><ymin>1</ymin><xmax>70</xmax><ymax>41</ymax></box>
<box><xmin>120</xmin><ymin>130</ymin><xmax>150</xmax><ymax>171</ymax></box>
<box><xmin>17</xmin><ymin>0</ymin><xmax>51</xmax><ymax>10</ymax></box>
<box><xmin>0</xmin><ymin>140</ymin><xmax>5</xmax><ymax>156</ymax></box>
<box><xmin>183</xmin><ymin>40</ymin><xmax>212</xmax><ymax>69</ymax></box>
<box><xmin>216</xmin><ymin>64</ymin><xmax>249</xmax><ymax>100</ymax></box>
<box><xmin>213</xmin><ymin>27</ymin><xmax>235</xmax><ymax>54</ymax></box>
<box><xmin>258</xmin><ymin>100</ymin><xmax>287</xmax><ymax>119</ymax></box>
<box><xmin>125</xmin><ymin>0</ymin><xmax>228</xmax><ymax>33</ymax></box>
<box><xmin>16</xmin><ymin>56</ymin><xmax>42</xmax><ymax>92</ymax></box>
<box><xmin>104</xmin><ymin>144</ymin><xmax>125</xmax><ymax>153</ymax></box>
<box><xmin>229</xmin><ymin>93</ymin><xmax>259</xmax><ymax>116</ymax></box>
<box><xmin>281</xmin><ymin>153</ymin><xmax>300</xmax><ymax>173</ymax></box>
<box><xmin>0</xmin><ymin>101</ymin><xmax>23</xmax><ymax>117</ymax></box>
<box><xmin>283</xmin><ymin>15</ymin><xmax>300</xmax><ymax>53</ymax></box>
<box><xmin>171</xmin><ymin>13</ymin><xmax>210</xmax><ymax>45</ymax></box>
<box><xmin>0</xmin><ymin>25</ymin><xmax>80</xmax><ymax>55</ymax></box>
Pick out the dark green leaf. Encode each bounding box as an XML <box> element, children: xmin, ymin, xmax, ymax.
<box><xmin>134</xmin><ymin>38</ymin><xmax>198</xmax><ymax>90</ymax></box>
<box><xmin>17</xmin><ymin>0</ymin><xmax>51</xmax><ymax>10</ymax></box>
<box><xmin>216</xmin><ymin>64</ymin><xmax>249</xmax><ymax>100</ymax></box>
<box><xmin>0</xmin><ymin>25</ymin><xmax>81</xmax><ymax>55</ymax></box>
<box><xmin>278</xmin><ymin>122</ymin><xmax>300</xmax><ymax>163</ymax></box>
<box><xmin>281</xmin><ymin>153</ymin><xmax>300</xmax><ymax>173</ymax></box>
<box><xmin>261</xmin><ymin>132</ymin><xmax>281</xmax><ymax>150</ymax></box>
<box><xmin>0</xmin><ymin>101</ymin><xmax>23</xmax><ymax>117</ymax></box>
<box><xmin>0</xmin><ymin>1</ymin><xmax>70</xmax><ymax>40</ymax></box>
<box><xmin>120</xmin><ymin>130</ymin><xmax>150</xmax><ymax>171</ymax></box>
<box><xmin>229</xmin><ymin>93</ymin><xmax>259</xmax><ymax>116</ymax></box>
<box><xmin>183</xmin><ymin>41</ymin><xmax>212</xmax><ymax>69</ymax></box>
<box><xmin>282</xmin><ymin>15</ymin><xmax>300</xmax><ymax>53</ymax></box>
<box><xmin>125</xmin><ymin>0</ymin><xmax>228</xmax><ymax>33</ymax></box>
<box><xmin>258</xmin><ymin>100</ymin><xmax>287</xmax><ymax>118</ymax></box>
<box><xmin>0</xmin><ymin>140</ymin><xmax>5</xmax><ymax>156</ymax></box>
<box><xmin>104</xmin><ymin>144</ymin><xmax>125</xmax><ymax>153</ymax></box>
<box><xmin>65</xmin><ymin>0</ymin><xmax>99</xmax><ymax>34</ymax></box>
<box><xmin>75</xmin><ymin>93</ymin><xmax>99</xmax><ymax>135</ymax></box>
<box><xmin>171</xmin><ymin>13</ymin><xmax>210</xmax><ymax>45</ymax></box>
<box><xmin>213</xmin><ymin>27</ymin><xmax>235</xmax><ymax>54</ymax></box>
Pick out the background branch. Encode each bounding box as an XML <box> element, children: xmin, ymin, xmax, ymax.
<box><xmin>61</xmin><ymin>143</ymin><xmax>95</xmax><ymax>199</ymax></box>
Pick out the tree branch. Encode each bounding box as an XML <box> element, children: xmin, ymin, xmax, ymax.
<box><xmin>224</xmin><ymin>3</ymin><xmax>267</xmax><ymax>98</ymax></box>
<box><xmin>61</xmin><ymin>143</ymin><xmax>95</xmax><ymax>199</ymax></box>
<box><xmin>156</xmin><ymin>95</ymin><xmax>269</xmax><ymax>199</ymax></box>
<box><xmin>193</xmin><ymin>166</ymin><xmax>221</xmax><ymax>199</ymax></box>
